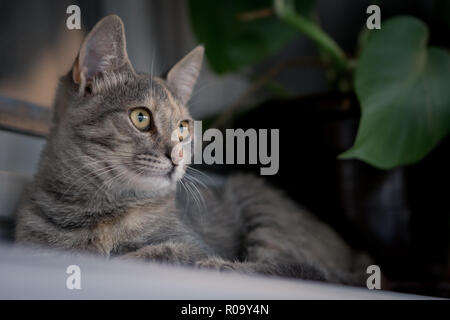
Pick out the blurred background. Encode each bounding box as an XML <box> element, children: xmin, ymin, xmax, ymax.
<box><xmin>0</xmin><ymin>0</ymin><xmax>449</xmax><ymax>297</ymax></box>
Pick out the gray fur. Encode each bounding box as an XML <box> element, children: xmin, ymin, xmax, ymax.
<box><xmin>15</xmin><ymin>15</ymin><xmax>371</xmax><ymax>286</ymax></box>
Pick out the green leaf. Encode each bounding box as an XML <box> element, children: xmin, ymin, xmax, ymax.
<box><xmin>188</xmin><ymin>0</ymin><xmax>315</xmax><ymax>74</ymax></box>
<box><xmin>340</xmin><ymin>16</ymin><xmax>450</xmax><ymax>169</ymax></box>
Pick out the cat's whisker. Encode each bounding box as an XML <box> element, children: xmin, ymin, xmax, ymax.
<box><xmin>180</xmin><ymin>177</ymin><xmax>195</xmax><ymax>206</ymax></box>
<box><xmin>63</xmin><ymin>158</ymin><xmax>127</xmax><ymax>180</ymax></box>
<box><xmin>95</xmin><ymin>162</ymin><xmax>138</xmax><ymax>193</ymax></box>
<box><xmin>184</xmin><ymin>171</ymin><xmax>208</xmax><ymax>191</ymax></box>
<box><xmin>61</xmin><ymin>157</ymin><xmax>137</xmax><ymax>201</ymax></box>
<box><xmin>185</xmin><ymin>166</ymin><xmax>213</xmax><ymax>186</ymax></box>
<box><xmin>61</xmin><ymin>164</ymin><xmax>118</xmax><ymax>197</ymax></box>
<box><xmin>178</xmin><ymin>178</ymin><xmax>193</xmax><ymax>216</ymax></box>
<box><xmin>61</xmin><ymin>154</ymin><xmax>134</xmax><ymax>174</ymax></box>
<box><xmin>62</xmin><ymin>153</ymin><xmax>134</xmax><ymax>162</ymax></box>
<box><xmin>182</xmin><ymin>173</ymin><xmax>206</xmax><ymax>211</ymax></box>
<box><xmin>184</xmin><ymin>179</ymin><xmax>201</xmax><ymax>212</ymax></box>
<box><xmin>61</xmin><ymin>163</ymin><xmax>125</xmax><ymax>201</ymax></box>
<box><xmin>89</xmin><ymin>165</ymin><xmax>133</xmax><ymax>206</ymax></box>
<box><xmin>126</xmin><ymin>165</ymin><xmax>148</xmax><ymax>192</ymax></box>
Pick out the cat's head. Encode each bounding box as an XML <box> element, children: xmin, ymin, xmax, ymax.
<box><xmin>50</xmin><ymin>15</ymin><xmax>203</xmax><ymax>196</ymax></box>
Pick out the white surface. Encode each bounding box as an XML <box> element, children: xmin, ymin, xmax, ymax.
<box><xmin>0</xmin><ymin>244</ymin><xmax>436</xmax><ymax>300</ymax></box>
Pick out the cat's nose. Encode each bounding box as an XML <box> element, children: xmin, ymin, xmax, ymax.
<box><xmin>168</xmin><ymin>144</ymin><xmax>184</xmax><ymax>165</ymax></box>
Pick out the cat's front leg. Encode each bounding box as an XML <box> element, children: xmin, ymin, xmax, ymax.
<box><xmin>195</xmin><ymin>257</ymin><xmax>238</xmax><ymax>271</ymax></box>
<box><xmin>196</xmin><ymin>257</ymin><xmax>328</xmax><ymax>281</ymax></box>
<box><xmin>119</xmin><ymin>241</ymin><xmax>207</xmax><ymax>265</ymax></box>
<box><xmin>195</xmin><ymin>257</ymin><xmax>260</xmax><ymax>274</ymax></box>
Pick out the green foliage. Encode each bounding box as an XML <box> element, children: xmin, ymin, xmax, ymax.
<box><xmin>189</xmin><ymin>1</ymin><xmax>450</xmax><ymax>169</ymax></box>
<box><xmin>188</xmin><ymin>0</ymin><xmax>315</xmax><ymax>74</ymax></box>
<box><xmin>340</xmin><ymin>17</ymin><xmax>450</xmax><ymax>168</ymax></box>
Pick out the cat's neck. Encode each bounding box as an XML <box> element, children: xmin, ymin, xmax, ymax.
<box><xmin>33</xmin><ymin>168</ymin><xmax>177</xmax><ymax>229</ymax></box>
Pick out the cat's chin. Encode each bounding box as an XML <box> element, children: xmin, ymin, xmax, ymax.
<box><xmin>131</xmin><ymin>174</ymin><xmax>172</xmax><ymax>192</ymax></box>
<box><xmin>131</xmin><ymin>165</ymin><xmax>185</xmax><ymax>192</ymax></box>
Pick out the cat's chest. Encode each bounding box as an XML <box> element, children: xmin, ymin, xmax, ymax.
<box><xmin>89</xmin><ymin>207</ymin><xmax>153</xmax><ymax>255</ymax></box>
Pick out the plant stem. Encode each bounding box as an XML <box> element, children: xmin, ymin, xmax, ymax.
<box><xmin>274</xmin><ymin>0</ymin><xmax>349</xmax><ymax>72</ymax></box>
<box><xmin>211</xmin><ymin>56</ymin><xmax>323</xmax><ymax>129</ymax></box>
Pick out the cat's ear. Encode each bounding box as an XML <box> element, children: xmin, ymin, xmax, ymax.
<box><xmin>72</xmin><ymin>15</ymin><xmax>133</xmax><ymax>93</ymax></box>
<box><xmin>166</xmin><ymin>45</ymin><xmax>204</xmax><ymax>105</ymax></box>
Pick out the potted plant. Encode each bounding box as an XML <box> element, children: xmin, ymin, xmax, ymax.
<box><xmin>188</xmin><ymin>0</ymin><xmax>450</xmax><ymax>296</ymax></box>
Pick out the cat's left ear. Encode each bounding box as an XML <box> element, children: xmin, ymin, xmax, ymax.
<box><xmin>166</xmin><ymin>46</ymin><xmax>204</xmax><ymax>105</ymax></box>
<box><xmin>72</xmin><ymin>15</ymin><xmax>134</xmax><ymax>94</ymax></box>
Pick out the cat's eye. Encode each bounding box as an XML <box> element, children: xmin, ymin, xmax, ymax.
<box><xmin>130</xmin><ymin>108</ymin><xmax>151</xmax><ymax>131</ymax></box>
<box><xmin>177</xmin><ymin>120</ymin><xmax>190</xmax><ymax>141</ymax></box>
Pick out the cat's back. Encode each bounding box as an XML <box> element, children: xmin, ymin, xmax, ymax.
<box><xmin>188</xmin><ymin>173</ymin><xmax>372</xmax><ymax>284</ymax></box>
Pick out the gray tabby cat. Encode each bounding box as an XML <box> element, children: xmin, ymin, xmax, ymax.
<box><xmin>15</xmin><ymin>15</ymin><xmax>371</xmax><ymax>285</ymax></box>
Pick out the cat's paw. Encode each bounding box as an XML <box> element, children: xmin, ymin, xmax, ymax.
<box><xmin>118</xmin><ymin>242</ymin><xmax>187</xmax><ymax>264</ymax></box>
<box><xmin>195</xmin><ymin>257</ymin><xmax>236</xmax><ymax>272</ymax></box>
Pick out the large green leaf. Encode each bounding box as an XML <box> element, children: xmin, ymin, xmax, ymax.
<box><xmin>188</xmin><ymin>0</ymin><xmax>315</xmax><ymax>74</ymax></box>
<box><xmin>340</xmin><ymin>16</ymin><xmax>450</xmax><ymax>169</ymax></box>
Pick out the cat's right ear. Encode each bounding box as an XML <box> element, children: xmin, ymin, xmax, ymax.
<box><xmin>72</xmin><ymin>15</ymin><xmax>133</xmax><ymax>94</ymax></box>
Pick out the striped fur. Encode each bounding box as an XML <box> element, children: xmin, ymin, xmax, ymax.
<box><xmin>15</xmin><ymin>15</ymin><xmax>372</xmax><ymax>286</ymax></box>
